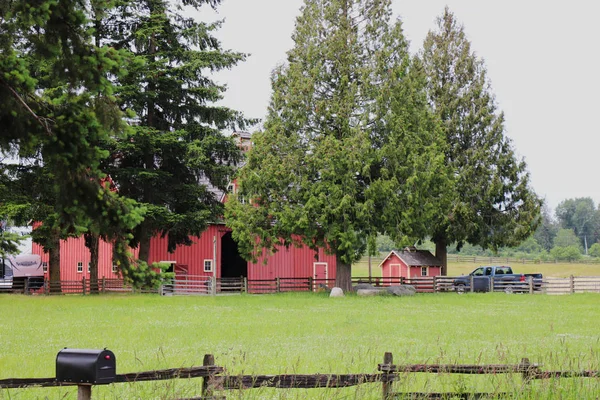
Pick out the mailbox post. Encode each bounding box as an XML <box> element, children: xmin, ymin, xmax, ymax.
<box><xmin>56</xmin><ymin>348</ymin><xmax>116</xmax><ymax>400</ymax></box>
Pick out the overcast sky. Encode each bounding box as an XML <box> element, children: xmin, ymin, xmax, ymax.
<box><xmin>199</xmin><ymin>0</ymin><xmax>600</xmax><ymax>212</ymax></box>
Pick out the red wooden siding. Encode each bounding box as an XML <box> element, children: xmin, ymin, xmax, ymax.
<box><xmin>32</xmin><ymin>224</ymin><xmax>336</xmax><ymax>282</ymax></box>
<box><xmin>248</xmin><ymin>245</ymin><xmax>336</xmax><ymax>281</ymax></box>
<box><xmin>33</xmin><ymin>237</ymin><xmax>117</xmax><ymax>281</ymax></box>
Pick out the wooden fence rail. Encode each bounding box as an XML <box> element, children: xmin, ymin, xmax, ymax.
<box><xmin>2</xmin><ymin>352</ymin><xmax>598</xmax><ymax>399</ymax></box>
<box><xmin>4</xmin><ymin>275</ymin><xmax>600</xmax><ymax>296</ymax></box>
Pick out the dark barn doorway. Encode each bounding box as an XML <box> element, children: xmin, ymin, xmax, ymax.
<box><xmin>220</xmin><ymin>232</ymin><xmax>247</xmax><ymax>278</ymax></box>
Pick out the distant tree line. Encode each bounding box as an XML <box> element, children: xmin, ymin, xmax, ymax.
<box><xmin>374</xmin><ymin>197</ymin><xmax>600</xmax><ymax>262</ymax></box>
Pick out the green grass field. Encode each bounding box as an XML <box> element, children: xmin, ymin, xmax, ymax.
<box><xmin>1</xmin><ymin>292</ymin><xmax>599</xmax><ymax>399</ymax></box>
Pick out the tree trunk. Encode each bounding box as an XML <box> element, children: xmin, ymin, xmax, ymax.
<box><xmin>88</xmin><ymin>233</ymin><xmax>100</xmax><ymax>294</ymax></box>
<box><xmin>138</xmin><ymin>221</ymin><xmax>152</xmax><ymax>264</ymax></box>
<box><xmin>49</xmin><ymin>228</ymin><xmax>61</xmax><ymax>293</ymax></box>
<box><xmin>335</xmin><ymin>258</ymin><xmax>352</xmax><ymax>293</ymax></box>
<box><xmin>435</xmin><ymin>238</ymin><xmax>448</xmax><ymax>276</ymax></box>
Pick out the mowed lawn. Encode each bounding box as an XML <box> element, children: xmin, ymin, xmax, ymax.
<box><xmin>1</xmin><ymin>292</ymin><xmax>600</xmax><ymax>399</ymax></box>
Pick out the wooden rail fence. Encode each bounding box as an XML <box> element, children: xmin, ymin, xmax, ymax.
<box><xmin>2</xmin><ymin>352</ymin><xmax>599</xmax><ymax>399</ymax></box>
<box><xmin>3</xmin><ymin>275</ymin><xmax>600</xmax><ymax>296</ymax></box>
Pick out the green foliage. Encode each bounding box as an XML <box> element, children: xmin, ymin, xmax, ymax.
<box><xmin>553</xmin><ymin>228</ymin><xmax>582</xmax><ymax>249</ymax></box>
<box><xmin>0</xmin><ymin>0</ymin><xmax>146</xmax><ymax>265</ymax></box>
<box><xmin>226</xmin><ymin>0</ymin><xmax>449</xmax><ymax>291</ymax></box>
<box><xmin>376</xmin><ymin>235</ymin><xmax>395</xmax><ymax>253</ymax></box>
<box><xmin>420</xmin><ymin>7</ymin><xmax>541</xmax><ymax>262</ymax></box>
<box><xmin>550</xmin><ymin>246</ymin><xmax>582</xmax><ymax>262</ymax></box>
<box><xmin>555</xmin><ymin>197</ymin><xmax>600</xmax><ymax>249</ymax></box>
<box><xmin>534</xmin><ymin>203</ymin><xmax>558</xmax><ymax>251</ymax></box>
<box><xmin>0</xmin><ymin>231</ymin><xmax>23</xmax><ymax>256</ymax></box>
<box><xmin>118</xmin><ymin>260</ymin><xmax>173</xmax><ymax>289</ymax></box>
<box><xmin>589</xmin><ymin>243</ymin><xmax>600</xmax><ymax>258</ymax></box>
<box><xmin>101</xmin><ymin>0</ymin><xmax>247</xmax><ymax>259</ymax></box>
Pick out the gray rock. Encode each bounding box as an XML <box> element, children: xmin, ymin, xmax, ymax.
<box><xmin>330</xmin><ymin>287</ymin><xmax>344</xmax><ymax>297</ymax></box>
<box><xmin>357</xmin><ymin>288</ymin><xmax>386</xmax><ymax>296</ymax></box>
<box><xmin>353</xmin><ymin>283</ymin><xmax>374</xmax><ymax>291</ymax></box>
<box><xmin>386</xmin><ymin>285</ymin><xmax>416</xmax><ymax>296</ymax></box>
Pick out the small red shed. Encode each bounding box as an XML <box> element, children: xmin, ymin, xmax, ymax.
<box><xmin>379</xmin><ymin>247</ymin><xmax>442</xmax><ymax>280</ymax></box>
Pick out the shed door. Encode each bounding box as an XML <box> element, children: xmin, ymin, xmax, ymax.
<box><xmin>313</xmin><ymin>262</ymin><xmax>328</xmax><ymax>287</ymax></box>
<box><xmin>389</xmin><ymin>264</ymin><xmax>401</xmax><ymax>286</ymax></box>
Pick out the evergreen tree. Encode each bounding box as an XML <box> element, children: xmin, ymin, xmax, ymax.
<box><xmin>225</xmin><ymin>0</ymin><xmax>448</xmax><ymax>292</ymax></box>
<box><xmin>0</xmin><ymin>0</ymin><xmax>146</xmax><ymax>279</ymax></box>
<box><xmin>420</xmin><ymin>7</ymin><xmax>541</xmax><ymax>274</ymax></box>
<box><xmin>100</xmin><ymin>0</ymin><xmax>247</xmax><ymax>262</ymax></box>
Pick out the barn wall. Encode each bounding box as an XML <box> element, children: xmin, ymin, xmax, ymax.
<box><xmin>147</xmin><ymin>225</ymin><xmax>224</xmax><ymax>278</ymax></box>
<box><xmin>33</xmin><ymin>237</ymin><xmax>118</xmax><ymax>281</ymax></box>
<box><xmin>248</xmin><ymin>244</ymin><xmax>336</xmax><ymax>281</ymax></box>
<box><xmin>33</xmin><ymin>225</ymin><xmax>336</xmax><ymax>282</ymax></box>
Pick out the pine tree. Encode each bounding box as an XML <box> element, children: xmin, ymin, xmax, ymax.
<box><xmin>99</xmin><ymin>0</ymin><xmax>247</xmax><ymax>262</ymax></box>
<box><xmin>226</xmin><ymin>0</ymin><xmax>448</xmax><ymax>292</ymax></box>
<box><xmin>420</xmin><ymin>7</ymin><xmax>541</xmax><ymax>274</ymax></box>
<box><xmin>1</xmin><ymin>0</ymin><xmax>146</xmax><ymax>284</ymax></box>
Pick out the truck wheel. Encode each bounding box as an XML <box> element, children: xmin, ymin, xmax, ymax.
<box><xmin>455</xmin><ymin>284</ymin><xmax>466</xmax><ymax>294</ymax></box>
<box><xmin>504</xmin><ymin>285</ymin><xmax>514</xmax><ymax>294</ymax></box>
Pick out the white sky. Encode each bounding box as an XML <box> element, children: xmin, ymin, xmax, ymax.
<box><xmin>199</xmin><ymin>0</ymin><xmax>600</xmax><ymax>212</ymax></box>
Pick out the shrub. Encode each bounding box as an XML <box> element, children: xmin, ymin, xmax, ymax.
<box><xmin>550</xmin><ymin>246</ymin><xmax>582</xmax><ymax>261</ymax></box>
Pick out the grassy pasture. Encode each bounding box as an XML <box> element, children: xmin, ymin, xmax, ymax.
<box><xmin>353</xmin><ymin>257</ymin><xmax>600</xmax><ymax>278</ymax></box>
<box><xmin>1</xmin><ymin>293</ymin><xmax>600</xmax><ymax>399</ymax></box>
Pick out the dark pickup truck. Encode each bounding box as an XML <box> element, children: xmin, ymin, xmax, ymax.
<box><xmin>453</xmin><ymin>266</ymin><xmax>543</xmax><ymax>294</ymax></box>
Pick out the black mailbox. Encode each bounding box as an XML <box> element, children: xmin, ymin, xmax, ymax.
<box><xmin>56</xmin><ymin>348</ymin><xmax>116</xmax><ymax>384</ymax></box>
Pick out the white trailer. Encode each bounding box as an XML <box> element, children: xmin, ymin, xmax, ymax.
<box><xmin>0</xmin><ymin>254</ymin><xmax>44</xmax><ymax>290</ymax></box>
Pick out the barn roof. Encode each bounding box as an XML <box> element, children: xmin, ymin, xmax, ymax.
<box><xmin>378</xmin><ymin>248</ymin><xmax>442</xmax><ymax>268</ymax></box>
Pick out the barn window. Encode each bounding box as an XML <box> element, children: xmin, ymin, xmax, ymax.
<box><xmin>112</xmin><ymin>264</ymin><xmax>118</xmax><ymax>273</ymax></box>
<box><xmin>203</xmin><ymin>259</ymin><xmax>213</xmax><ymax>272</ymax></box>
<box><xmin>87</xmin><ymin>263</ymin><xmax>91</xmax><ymax>273</ymax></box>
<box><xmin>42</xmin><ymin>262</ymin><xmax>48</xmax><ymax>273</ymax></box>
<box><xmin>421</xmin><ymin>267</ymin><xmax>428</xmax><ymax>276</ymax></box>
<box><xmin>77</xmin><ymin>262</ymin><xmax>83</xmax><ymax>273</ymax></box>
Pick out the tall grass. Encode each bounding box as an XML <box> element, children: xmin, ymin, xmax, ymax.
<box><xmin>1</xmin><ymin>293</ymin><xmax>599</xmax><ymax>399</ymax></box>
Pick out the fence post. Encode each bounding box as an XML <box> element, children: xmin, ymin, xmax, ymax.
<box><xmin>382</xmin><ymin>352</ymin><xmax>394</xmax><ymax>400</ymax></box>
<box><xmin>82</xmin><ymin>277</ymin><xmax>86</xmax><ymax>295</ymax></box>
<box><xmin>433</xmin><ymin>276</ymin><xmax>437</xmax><ymax>293</ymax></box>
<box><xmin>243</xmin><ymin>277</ymin><xmax>248</xmax><ymax>293</ymax></box>
<box><xmin>490</xmin><ymin>277</ymin><xmax>494</xmax><ymax>293</ymax></box>
<box><xmin>470</xmin><ymin>275</ymin><xmax>474</xmax><ymax>293</ymax></box>
<box><xmin>276</xmin><ymin>277</ymin><xmax>281</xmax><ymax>293</ymax></box>
<box><xmin>519</xmin><ymin>358</ymin><xmax>535</xmax><ymax>386</ymax></box>
<box><xmin>570</xmin><ymin>275</ymin><xmax>575</xmax><ymax>294</ymax></box>
<box><xmin>528</xmin><ymin>276</ymin><xmax>533</xmax><ymax>294</ymax></box>
<box><xmin>202</xmin><ymin>354</ymin><xmax>215</xmax><ymax>398</ymax></box>
<box><xmin>101</xmin><ymin>277</ymin><xmax>106</xmax><ymax>293</ymax></box>
<box><xmin>308</xmin><ymin>276</ymin><xmax>313</xmax><ymax>292</ymax></box>
<box><xmin>77</xmin><ymin>385</ymin><xmax>92</xmax><ymax>400</ymax></box>
<box><xmin>211</xmin><ymin>276</ymin><xmax>217</xmax><ymax>296</ymax></box>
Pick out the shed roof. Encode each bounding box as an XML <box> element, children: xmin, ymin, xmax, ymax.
<box><xmin>378</xmin><ymin>249</ymin><xmax>442</xmax><ymax>268</ymax></box>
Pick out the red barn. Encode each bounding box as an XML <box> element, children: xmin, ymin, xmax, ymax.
<box><xmin>32</xmin><ymin>131</ymin><xmax>337</xmax><ymax>288</ymax></box>
<box><xmin>379</xmin><ymin>247</ymin><xmax>441</xmax><ymax>281</ymax></box>
<box><xmin>32</xmin><ymin>224</ymin><xmax>336</xmax><ymax>284</ymax></box>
